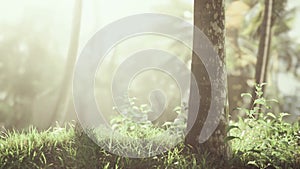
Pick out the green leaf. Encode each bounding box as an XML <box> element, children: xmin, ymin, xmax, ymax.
<box><xmin>226</xmin><ymin>125</ymin><xmax>240</xmax><ymax>133</ymax></box>
<box><xmin>260</xmin><ymin>82</ymin><xmax>268</xmax><ymax>87</ymax></box>
<box><xmin>111</xmin><ymin>124</ymin><xmax>119</xmax><ymax>131</ymax></box>
<box><xmin>254</xmin><ymin>98</ymin><xmax>266</xmax><ymax>105</ymax></box>
<box><xmin>241</xmin><ymin>93</ymin><xmax>252</xmax><ymax>98</ymax></box>
<box><xmin>266</xmin><ymin>99</ymin><xmax>278</xmax><ymax>103</ymax></box>
<box><xmin>255</xmin><ymin>91</ymin><xmax>263</xmax><ymax>97</ymax></box>
<box><xmin>267</xmin><ymin>112</ymin><xmax>276</xmax><ymax>119</ymax></box>
<box><xmin>162</xmin><ymin>122</ymin><xmax>172</xmax><ymax>127</ymax></box>
<box><xmin>279</xmin><ymin>112</ymin><xmax>290</xmax><ymax>121</ymax></box>
<box><xmin>224</xmin><ymin>136</ymin><xmax>240</xmax><ymax>143</ymax></box>
<box><xmin>279</xmin><ymin>112</ymin><xmax>290</xmax><ymax>118</ymax></box>
<box><xmin>247</xmin><ymin>161</ymin><xmax>259</xmax><ymax>167</ymax></box>
<box><xmin>173</xmin><ymin>106</ymin><xmax>181</xmax><ymax>112</ymax></box>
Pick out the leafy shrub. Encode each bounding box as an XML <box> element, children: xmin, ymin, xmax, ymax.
<box><xmin>1</xmin><ymin>85</ymin><xmax>300</xmax><ymax>168</ymax></box>
<box><xmin>90</xmin><ymin>96</ymin><xmax>188</xmax><ymax>157</ymax></box>
<box><xmin>229</xmin><ymin>84</ymin><xmax>300</xmax><ymax>168</ymax></box>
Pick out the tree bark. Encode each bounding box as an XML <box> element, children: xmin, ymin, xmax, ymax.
<box><xmin>185</xmin><ymin>0</ymin><xmax>229</xmax><ymax>160</ymax></box>
<box><xmin>251</xmin><ymin>0</ymin><xmax>273</xmax><ymax>107</ymax></box>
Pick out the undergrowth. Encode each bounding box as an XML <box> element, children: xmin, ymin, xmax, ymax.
<box><xmin>0</xmin><ymin>124</ymin><xmax>76</xmax><ymax>169</ymax></box>
<box><xmin>229</xmin><ymin>84</ymin><xmax>300</xmax><ymax>169</ymax></box>
<box><xmin>0</xmin><ymin>84</ymin><xmax>299</xmax><ymax>168</ymax></box>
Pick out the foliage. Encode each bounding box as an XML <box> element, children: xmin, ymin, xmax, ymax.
<box><xmin>0</xmin><ymin>124</ymin><xmax>224</xmax><ymax>169</ymax></box>
<box><xmin>1</xmin><ymin>112</ymin><xmax>299</xmax><ymax>168</ymax></box>
<box><xmin>112</xmin><ymin>96</ymin><xmax>187</xmax><ymax>136</ymax></box>
<box><xmin>1</xmin><ymin>86</ymin><xmax>300</xmax><ymax>168</ymax></box>
<box><xmin>110</xmin><ymin>96</ymin><xmax>187</xmax><ymax>137</ymax></box>
<box><xmin>226</xmin><ymin>0</ymin><xmax>300</xmax><ymax>117</ymax></box>
<box><xmin>90</xmin><ymin>97</ymin><xmax>187</xmax><ymax>157</ymax></box>
<box><xmin>229</xmin><ymin>84</ymin><xmax>300</xmax><ymax>169</ymax></box>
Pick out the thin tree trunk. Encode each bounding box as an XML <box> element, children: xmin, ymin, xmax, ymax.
<box><xmin>50</xmin><ymin>0</ymin><xmax>82</xmax><ymax>126</ymax></box>
<box><xmin>185</xmin><ymin>0</ymin><xmax>229</xmax><ymax>160</ymax></box>
<box><xmin>251</xmin><ymin>0</ymin><xmax>273</xmax><ymax>107</ymax></box>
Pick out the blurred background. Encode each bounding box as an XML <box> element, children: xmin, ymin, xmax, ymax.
<box><xmin>0</xmin><ymin>0</ymin><xmax>299</xmax><ymax>130</ymax></box>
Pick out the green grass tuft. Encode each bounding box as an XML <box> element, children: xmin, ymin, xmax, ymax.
<box><xmin>0</xmin><ymin>120</ymin><xmax>299</xmax><ymax>168</ymax></box>
<box><xmin>0</xmin><ymin>124</ymin><xmax>76</xmax><ymax>169</ymax></box>
<box><xmin>1</xmin><ymin>85</ymin><xmax>299</xmax><ymax>168</ymax></box>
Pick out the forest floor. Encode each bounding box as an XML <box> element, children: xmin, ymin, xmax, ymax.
<box><xmin>0</xmin><ymin>118</ymin><xmax>299</xmax><ymax>169</ymax></box>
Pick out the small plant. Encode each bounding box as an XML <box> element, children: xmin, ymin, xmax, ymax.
<box><xmin>109</xmin><ymin>95</ymin><xmax>188</xmax><ymax>140</ymax></box>
<box><xmin>90</xmin><ymin>96</ymin><xmax>188</xmax><ymax>157</ymax></box>
<box><xmin>110</xmin><ymin>96</ymin><xmax>161</xmax><ymax>139</ymax></box>
<box><xmin>237</xmin><ymin>83</ymin><xmax>278</xmax><ymax>119</ymax></box>
<box><xmin>113</xmin><ymin>96</ymin><xmax>151</xmax><ymax>122</ymax></box>
<box><xmin>229</xmin><ymin>83</ymin><xmax>300</xmax><ymax>168</ymax></box>
<box><xmin>162</xmin><ymin>105</ymin><xmax>187</xmax><ymax>137</ymax></box>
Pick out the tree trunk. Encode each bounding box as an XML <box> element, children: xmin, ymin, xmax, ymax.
<box><xmin>185</xmin><ymin>0</ymin><xmax>229</xmax><ymax>160</ymax></box>
<box><xmin>251</xmin><ymin>0</ymin><xmax>273</xmax><ymax>107</ymax></box>
<box><xmin>50</xmin><ymin>0</ymin><xmax>82</xmax><ymax>126</ymax></box>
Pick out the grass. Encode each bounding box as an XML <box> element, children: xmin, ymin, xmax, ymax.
<box><xmin>0</xmin><ymin>126</ymin><xmax>74</xmax><ymax>168</ymax></box>
<box><xmin>0</xmin><ymin>120</ymin><xmax>299</xmax><ymax>169</ymax></box>
<box><xmin>0</xmin><ymin>124</ymin><xmax>221</xmax><ymax>169</ymax></box>
<box><xmin>91</xmin><ymin>126</ymin><xmax>182</xmax><ymax>158</ymax></box>
<box><xmin>1</xmin><ymin>85</ymin><xmax>299</xmax><ymax>168</ymax></box>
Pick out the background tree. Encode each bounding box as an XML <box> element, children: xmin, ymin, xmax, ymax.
<box><xmin>251</xmin><ymin>0</ymin><xmax>274</xmax><ymax>107</ymax></box>
<box><xmin>50</xmin><ymin>0</ymin><xmax>82</xmax><ymax>126</ymax></box>
<box><xmin>225</xmin><ymin>0</ymin><xmax>298</xmax><ymax>119</ymax></box>
<box><xmin>185</xmin><ymin>0</ymin><xmax>229</xmax><ymax>159</ymax></box>
<box><xmin>251</xmin><ymin>0</ymin><xmax>288</xmax><ymax>108</ymax></box>
<box><xmin>0</xmin><ymin>22</ymin><xmax>62</xmax><ymax>129</ymax></box>
<box><xmin>254</xmin><ymin>0</ymin><xmax>273</xmax><ymax>86</ymax></box>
